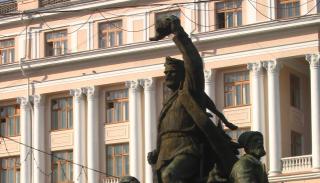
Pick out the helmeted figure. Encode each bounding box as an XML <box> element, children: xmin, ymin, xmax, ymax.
<box><xmin>147</xmin><ymin>15</ymin><xmax>239</xmax><ymax>183</ymax></box>
<box><xmin>229</xmin><ymin>131</ymin><xmax>269</xmax><ymax>183</ymax></box>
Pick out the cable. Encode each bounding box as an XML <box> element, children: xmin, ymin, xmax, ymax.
<box><xmin>253</xmin><ymin>0</ymin><xmax>316</xmax><ymax>9</ymax></box>
<box><xmin>0</xmin><ymin>135</ymin><xmax>119</xmax><ymax>179</ymax></box>
<box><xmin>1</xmin><ymin>136</ymin><xmax>11</xmax><ymax>156</ymax></box>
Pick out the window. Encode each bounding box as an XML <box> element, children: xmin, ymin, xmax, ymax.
<box><xmin>216</xmin><ymin>0</ymin><xmax>242</xmax><ymax>29</ymax></box>
<box><xmin>0</xmin><ymin>39</ymin><xmax>14</xmax><ymax>65</ymax></box>
<box><xmin>45</xmin><ymin>30</ymin><xmax>68</xmax><ymax>57</ymax></box>
<box><xmin>290</xmin><ymin>74</ymin><xmax>300</xmax><ymax>109</ymax></box>
<box><xmin>277</xmin><ymin>0</ymin><xmax>300</xmax><ymax>19</ymax></box>
<box><xmin>224</xmin><ymin>71</ymin><xmax>250</xmax><ymax>107</ymax></box>
<box><xmin>106</xmin><ymin>90</ymin><xmax>129</xmax><ymax>124</ymax></box>
<box><xmin>0</xmin><ymin>157</ymin><xmax>20</xmax><ymax>183</ymax></box>
<box><xmin>291</xmin><ymin>131</ymin><xmax>302</xmax><ymax>156</ymax></box>
<box><xmin>52</xmin><ymin>151</ymin><xmax>73</xmax><ymax>183</ymax></box>
<box><xmin>0</xmin><ymin>105</ymin><xmax>20</xmax><ymax>137</ymax></box>
<box><xmin>51</xmin><ymin>97</ymin><xmax>73</xmax><ymax>130</ymax></box>
<box><xmin>99</xmin><ymin>20</ymin><xmax>123</xmax><ymax>48</ymax></box>
<box><xmin>106</xmin><ymin>144</ymin><xmax>129</xmax><ymax>177</ymax></box>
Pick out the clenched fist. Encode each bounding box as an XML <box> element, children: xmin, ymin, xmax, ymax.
<box><xmin>149</xmin><ymin>15</ymin><xmax>182</xmax><ymax>41</ymax></box>
<box><xmin>147</xmin><ymin>149</ymin><xmax>158</xmax><ymax>165</ymax></box>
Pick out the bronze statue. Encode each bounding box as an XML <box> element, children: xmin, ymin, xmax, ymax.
<box><xmin>147</xmin><ymin>15</ymin><xmax>239</xmax><ymax>183</ymax></box>
<box><xmin>229</xmin><ymin>131</ymin><xmax>269</xmax><ymax>183</ymax></box>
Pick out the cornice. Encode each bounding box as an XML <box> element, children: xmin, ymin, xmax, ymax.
<box><xmin>0</xmin><ymin>0</ymin><xmax>135</xmax><ymax>26</ymax></box>
<box><xmin>0</xmin><ymin>14</ymin><xmax>319</xmax><ymax>75</ymax></box>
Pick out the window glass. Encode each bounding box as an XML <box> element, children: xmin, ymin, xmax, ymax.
<box><xmin>45</xmin><ymin>30</ymin><xmax>67</xmax><ymax>57</ymax></box>
<box><xmin>99</xmin><ymin>20</ymin><xmax>123</xmax><ymax>48</ymax></box>
<box><xmin>0</xmin><ymin>157</ymin><xmax>20</xmax><ymax>183</ymax></box>
<box><xmin>290</xmin><ymin>74</ymin><xmax>300</xmax><ymax>109</ymax></box>
<box><xmin>0</xmin><ymin>39</ymin><xmax>14</xmax><ymax>65</ymax></box>
<box><xmin>106</xmin><ymin>144</ymin><xmax>129</xmax><ymax>177</ymax></box>
<box><xmin>52</xmin><ymin>151</ymin><xmax>73</xmax><ymax>183</ymax></box>
<box><xmin>291</xmin><ymin>131</ymin><xmax>303</xmax><ymax>156</ymax></box>
<box><xmin>224</xmin><ymin>71</ymin><xmax>250</xmax><ymax>107</ymax></box>
<box><xmin>277</xmin><ymin>0</ymin><xmax>300</xmax><ymax>19</ymax></box>
<box><xmin>0</xmin><ymin>105</ymin><xmax>20</xmax><ymax>137</ymax></box>
<box><xmin>51</xmin><ymin>97</ymin><xmax>73</xmax><ymax>130</ymax></box>
<box><xmin>106</xmin><ymin>89</ymin><xmax>129</xmax><ymax>124</ymax></box>
<box><xmin>216</xmin><ymin>0</ymin><xmax>242</xmax><ymax>29</ymax></box>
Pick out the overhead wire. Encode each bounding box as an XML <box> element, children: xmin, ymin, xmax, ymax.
<box><xmin>0</xmin><ymin>135</ymin><xmax>120</xmax><ymax>179</ymax></box>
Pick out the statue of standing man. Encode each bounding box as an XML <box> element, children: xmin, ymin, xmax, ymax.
<box><xmin>147</xmin><ymin>15</ymin><xmax>239</xmax><ymax>183</ymax></box>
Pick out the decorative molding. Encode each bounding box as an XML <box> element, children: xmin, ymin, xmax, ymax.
<box><xmin>247</xmin><ymin>62</ymin><xmax>264</xmax><ymax>76</ymax></box>
<box><xmin>0</xmin><ymin>40</ymin><xmax>317</xmax><ymax>96</ymax></box>
<box><xmin>306</xmin><ymin>53</ymin><xmax>320</xmax><ymax>68</ymax></box>
<box><xmin>82</xmin><ymin>86</ymin><xmax>99</xmax><ymax>100</ymax></box>
<box><xmin>70</xmin><ymin>88</ymin><xmax>83</xmax><ymax>100</ymax></box>
<box><xmin>17</xmin><ymin>97</ymin><xmax>29</xmax><ymax>108</ymax></box>
<box><xmin>204</xmin><ymin>69</ymin><xmax>216</xmax><ymax>83</ymax></box>
<box><xmin>31</xmin><ymin>95</ymin><xmax>45</xmax><ymax>107</ymax></box>
<box><xmin>262</xmin><ymin>60</ymin><xmax>282</xmax><ymax>73</ymax></box>
<box><xmin>139</xmin><ymin>78</ymin><xmax>156</xmax><ymax>91</ymax></box>
<box><xmin>125</xmin><ymin>80</ymin><xmax>140</xmax><ymax>91</ymax></box>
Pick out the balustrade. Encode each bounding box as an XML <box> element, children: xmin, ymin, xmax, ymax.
<box><xmin>282</xmin><ymin>155</ymin><xmax>312</xmax><ymax>173</ymax></box>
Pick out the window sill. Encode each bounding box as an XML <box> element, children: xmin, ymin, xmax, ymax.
<box><xmin>50</xmin><ymin>128</ymin><xmax>73</xmax><ymax>132</ymax></box>
<box><xmin>105</xmin><ymin>121</ymin><xmax>129</xmax><ymax>125</ymax></box>
<box><xmin>224</xmin><ymin>104</ymin><xmax>251</xmax><ymax>109</ymax></box>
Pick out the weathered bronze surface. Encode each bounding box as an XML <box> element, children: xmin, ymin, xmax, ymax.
<box><xmin>229</xmin><ymin>131</ymin><xmax>269</xmax><ymax>183</ymax></box>
<box><xmin>147</xmin><ymin>15</ymin><xmax>239</xmax><ymax>183</ymax></box>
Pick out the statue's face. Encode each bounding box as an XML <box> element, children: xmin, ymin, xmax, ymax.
<box><xmin>246</xmin><ymin>135</ymin><xmax>266</xmax><ymax>159</ymax></box>
<box><xmin>164</xmin><ymin>67</ymin><xmax>183</xmax><ymax>91</ymax></box>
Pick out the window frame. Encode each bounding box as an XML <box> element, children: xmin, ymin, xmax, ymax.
<box><xmin>0</xmin><ymin>105</ymin><xmax>20</xmax><ymax>137</ymax></box>
<box><xmin>215</xmin><ymin>0</ymin><xmax>243</xmax><ymax>29</ymax></box>
<box><xmin>276</xmin><ymin>0</ymin><xmax>300</xmax><ymax>19</ymax></box>
<box><xmin>0</xmin><ymin>156</ymin><xmax>20</xmax><ymax>183</ymax></box>
<box><xmin>51</xmin><ymin>150</ymin><xmax>73</xmax><ymax>183</ymax></box>
<box><xmin>291</xmin><ymin>131</ymin><xmax>303</xmax><ymax>156</ymax></box>
<box><xmin>98</xmin><ymin>20</ymin><xmax>123</xmax><ymax>48</ymax></box>
<box><xmin>106</xmin><ymin>143</ymin><xmax>129</xmax><ymax>177</ymax></box>
<box><xmin>290</xmin><ymin>74</ymin><xmax>301</xmax><ymax>109</ymax></box>
<box><xmin>0</xmin><ymin>38</ymin><xmax>15</xmax><ymax>65</ymax></box>
<box><xmin>51</xmin><ymin>97</ymin><xmax>73</xmax><ymax>131</ymax></box>
<box><xmin>105</xmin><ymin>89</ymin><xmax>129</xmax><ymax>124</ymax></box>
<box><xmin>45</xmin><ymin>29</ymin><xmax>68</xmax><ymax>57</ymax></box>
<box><xmin>224</xmin><ymin>71</ymin><xmax>250</xmax><ymax>108</ymax></box>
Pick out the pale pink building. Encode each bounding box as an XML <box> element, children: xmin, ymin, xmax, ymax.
<box><xmin>0</xmin><ymin>0</ymin><xmax>319</xmax><ymax>183</ymax></box>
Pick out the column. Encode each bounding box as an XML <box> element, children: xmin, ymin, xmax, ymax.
<box><xmin>87</xmin><ymin>21</ymin><xmax>94</xmax><ymax>50</ymax></box>
<box><xmin>70</xmin><ymin>89</ymin><xmax>85</xmax><ymax>183</ymax></box>
<box><xmin>247</xmin><ymin>62</ymin><xmax>266</xmax><ymax>135</ymax></box>
<box><xmin>140</xmin><ymin>78</ymin><xmax>157</xmax><ymax>183</ymax></box>
<box><xmin>306</xmin><ymin>53</ymin><xmax>320</xmax><ymax>171</ymax></box>
<box><xmin>83</xmin><ymin>86</ymin><xmax>100</xmax><ymax>183</ymax></box>
<box><xmin>17</xmin><ymin>97</ymin><xmax>32</xmax><ymax>183</ymax></box>
<box><xmin>32</xmin><ymin>95</ymin><xmax>46</xmax><ymax>183</ymax></box>
<box><xmin>263</xmin><ymin>60</ymin><xmax>282</xmax><ymax>176</ymax></box>
<box><xmin>268</xmin><ymin>0</ymin><xmax>276</xmax><ymax>20</ymax></box>
<box><xmin>126</xmin><ymin>80</ymin><xmax>142</xmax><ymax>181</ymax></box>
<box><xmin>246</xmin><ymin>0</ymin><xmax>257</xmax><ymax>24</ymax></box>
<box><xmin>204</xmin><ymin>69</ymin><xmax>216</xmax><ymax>123</ymax></box>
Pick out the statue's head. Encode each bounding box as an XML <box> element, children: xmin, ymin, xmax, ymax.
<box><xmin>238</xmin><ymin>131</ymin><xmax>266</xmax><ymax>159</ymax></box>
<box><xmin>164</xmin><ymin>56</ymin><xmax>185</xmax><ymax>91</ymax></box>
<box><xmin>119</xmin><ymin>176</ymin><xmax>140</xmax><ymax>183</ymax></box>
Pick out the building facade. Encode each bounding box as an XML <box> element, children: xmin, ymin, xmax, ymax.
<box><xmin>0</xmin><ymin>0</ymin><xmax>319</xmax><ymax>183</ymax></box>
